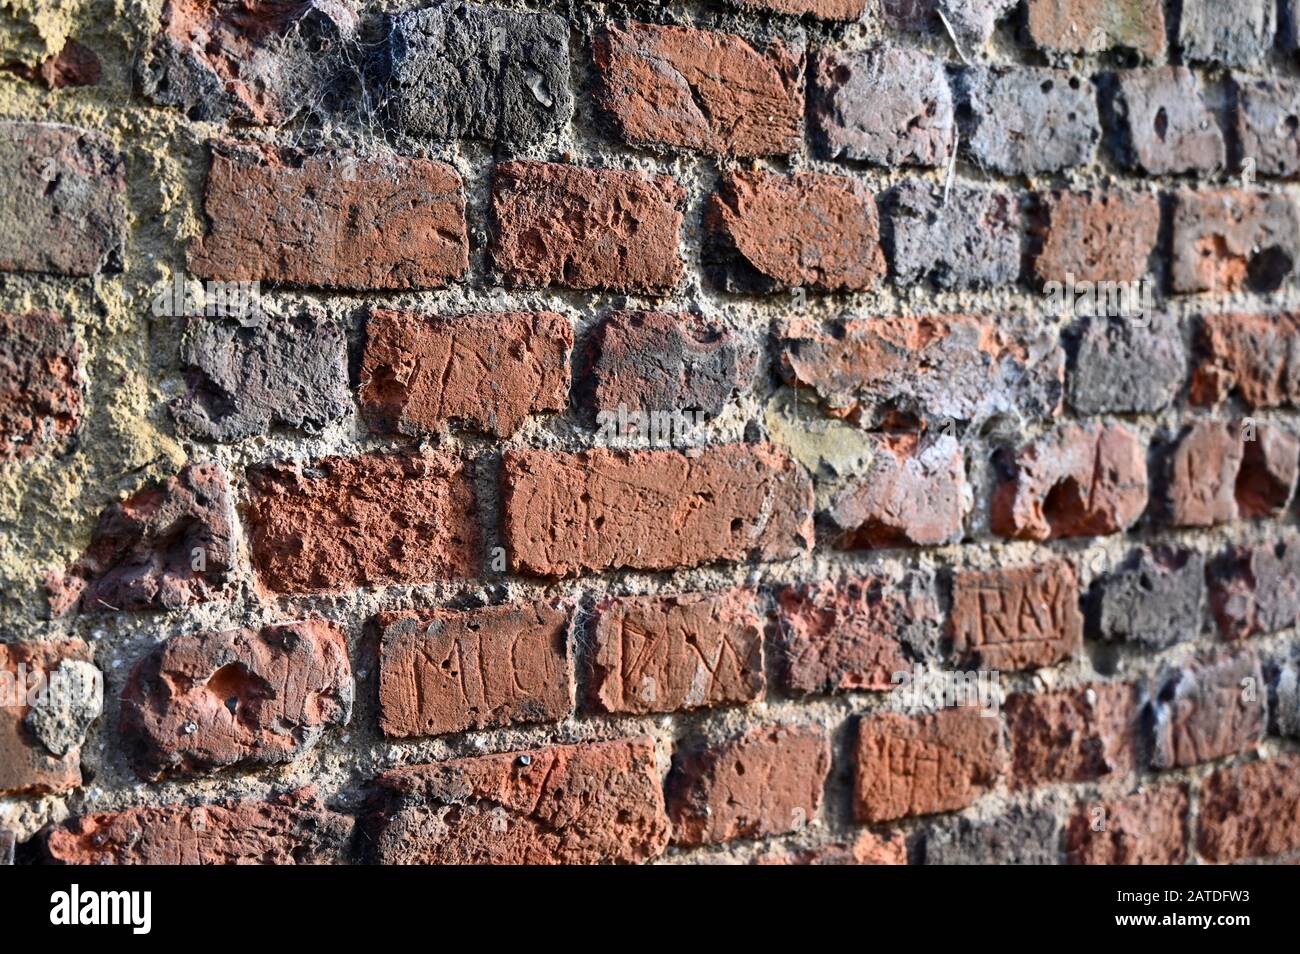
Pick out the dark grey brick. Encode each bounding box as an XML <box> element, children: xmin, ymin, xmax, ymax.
<box><xmin>1151</xmin><ymin>652</ymin><xmax>1267</xmax><ymax>770</ymax></box>
<box><xmin>811</xmin><ymin>46</ymin><xmax>953</xmax><ymax>167</ymax></box>
<box><xmin>171</xmin><ymin>308</ymin><xmax>350</xmax><ymax>442</ymax></box>
<box><xmin>382</xmin><ymin>1</ymin><xmax>572</xmax><ymax>144</ymax></box>
<box><xmin>1236</xmin><ymin>77</ymin><xmax>1300</xmax><ymax>179</ymax></box>
<box><xmin>1179</xmin><ymin>0</ymin><xmax>1276</xmax><ymax>68</ymax></box>
<box><xmin>1087</xmin><ymin>548</ymin><xmax>1206</xmax><ymax>650</ymax></box>
<box><xmin>0</xmin><ymin>830</ymin><xmax>13</xmax><ymax>865</ymax></box>
<box><xmin>1107</xmin><ymin>67</ymin><xmax>1226</xmax><ymax>176</ymax></box>
<box><xmin>1275</xmin><ymin>662</ymin><xmax>1300</xmax><ymax>737</ymax></box>
<box><xmin>1068</xmin><ymin>314</ymin><xmax>1186</xmax><ymax>415</ymax></box>
<box><xmin>885</xmin><ymin>179</ymin><xmax>1019</xmax><ymax>289</ymax></box>
<box><xmin>957</xmin><ymin>66</ymin><xmax>1100</xmax><ymax>175</ymax></box>
<box><xmin>924</xmin><ymin>807</ymin><xmax>1060</xmax><ymax>865</ymax></box>
<box><xmin>138</xmin><ymin>0</ymin><xmax>358</xmax><ymax>125</ymax></box>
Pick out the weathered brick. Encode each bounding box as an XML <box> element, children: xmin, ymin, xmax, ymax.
<box><xmin>668</xmin><ymin>725</ymin><xmax>830</xmax><ymax>846</ymax></box>
<box><xmin>1107</xmin><ymin>67</ymin><xmax>1226</xmax><ymax>176</ymax></box>
<box><xmin>1191</xmin><ymin>313</ymin><xmax>1300</xmax><ymax>409</ymax></box>
<box><xmin>382</xmin><ymin>2</ymin><xmax>571</xmax><ymax>144</ymax></box>
<box><xmin>949</xmin><ymin>560</ymin><xmax>1083</xmax><ymax>671</ymax></box>
<box><xmin>882</xmin><ymin>0</ymin><xmax>1018</xmax><ymax>46</ymax></box>
<box><xmin>378</xmin><ymin>601</ymin><xmax>572</xmax><ymax>737</ymax></box>
<box><xmin>828</xmin><ymin>433</ymin><xmax>971</xmax><ymax>548</ymax></box>
<box><xmin>172</xmin><ymin>308</ymin><xmax>349</xmax><ymax>442</ymax></box>
<box><xmin>0</xmin><ymin>121</ymin><xmax>125</xmax><ymax>276</ymax></box>
<box><xmin>1067</xmin><ymin>314</ymin><xmax>1186</xmax><ymax>415</ymax></box>
<box><xmin>1152</xmin><ymin>652</ymin><xmax>1266</xmax><ymax>770</ymax></box>
<box><xmin>1235</xmin><ymin>77</ymin><xmax>1300</xmax><ymax>180</ymax></box>
<box><xmin>811</xmin><ymin>47</ymin><xmax>953</xmax><ymax>167</ymax></box>
<box><xmin>585</xmin><ymin>311</ymin><xmax>747</xmax><ymax>421</ymax></box>
<box><xmin>121</xmin><ymin>621</ymin><xmax>353</xmax><ymax>781</ymax></box>
<box><xmin>593</xmin><ymin>21</ymin><xmax>801</xmax><ymax>157</ymax></box>
<box><xmin>884</xmin><ymin>180</ymin><xmax>1020</xmax><ymax>290</ymax></box>
<box><xmin>588</xmin><ymin>590</ymin><xmax>763</xmax><ymax>715</ymax></box>
<box><xmin>754</xmin><ymin>830</ymin><xmax>907</xmax><ymax>865</ymax></box>
<box><xmin>0</xmin><ymin>830</ymin><xmax>12</xmax><ymax>865</ymax></box>
<box><xmin>1179</xmin><ymin>0</ymin><xmax>1276</xmax><ymax>68</ymax></box>
<box><xmin>0</xmin><ymin>311</ymin><xmax>82</xmax><ymax>461</ymax></box>
<box><xmin>992</xmin><ymin>423</ymin><xmax>1149</xmax><ymax>542</ymax></box>
<box><xmin>704</xmin><ymin>169</ymin><xmax>885</xmax><ymax>293</ymax></box>
<box><xmin>776</xmin><ymin>314</ymin><xmax>1063</xmax><ymax>427</ymax></box>
<box><xmin>11</xmin><ymin>38</ymin><xmax>101</xmax><ymax>89</ymax></box>
<box><xmin>47</xmin><ymin>463</ymin><xmax>235</xmax><ymax>616</ymax></box>
<box><xmin>776</xmin><ymin>573</ymin><xmax>940</xmax><ymax>694</ymax></box>
<box><xmin>1087</xmin><ymin>548</ymin><xmax>1206</xmax><ymax>650</ymax></box>
<box><xmin>1164</xmin><ymin>420</ymin><xmax>1299</xmax><ymax>526</ymax></box>
<box><xmin>0</xmin><ymin>640</ymin><xmax>100</xmax><ymax>797</ymax></box>
<box><xmin>956</xmin><ymin>67</ymin><xmax>1100</xmax><ymax>175</ymax></box>
<box><xmin>1025</xmin><ymin>0</ymin><xmax>1166</xmax><ymax>59</ymax></box>
<box><xmin>491</xmin><ymin>161</ymin><xmax>684</xmax><ymax>293</ymax></box>
<box><xmin>245</xmin><ymin>452</ymin><xmax>479</xmax><ymax>595</ymax></box>
<box><xmin>1170</xmin><ymin>190</ymin><xmax>1300</xmax><ymax>294</ymax></box>
<box><xmin>42</xmin><ymin>788</ymin><xmax>352</xmax><ymax>865</ymax></box>
<box><xmin>190</xmin><ymin>141</ymin><xmax>468</xmax><ymax>290</ymax></box>
<box><xmin>500</xmin><ymin>444</ymin><xmax>813</xmax><ymax>577</ymax></box>
<box><xmin>1274</xmin><ymin>662</ymin><xmax>1300</xmax><ymax>737</ymax></box>
<box><xmin>1005</xmin><ymin>683</ymin><xmax>1141</xmax><ymax>788</ymax></box>
<box><xmin>1198</xmin><ymin>756</ymin><xmax>1300</xmax><ymax>862</ymax></box>
<box><xmin>854</xmin><ymin>709</ymin><xmax>1005</xmax><ymax>823</ymax></box>
<box><xmin>371</xmin><ymin>737</ymin><xmax>669</xmax><ymax>864</ymax></box>
<box><xmin>924</xmin><ymin>807</ymin><xmax>1061</xmax><ymax>865</ymax></box>
<box><xmin>1032</xmin><ymin>191</ymin><xmax>1160</xmax><ymax>284</ymax></box>
<box><xmin>1065</xmin><ymin>786</ymin><xmax>1189</xmax><ymax>865</ymax></box>
<box><xmin>735</xmin><ymin>0</ymin><xmax>868</xmax><ymax>18</ymax></box>
<box><xmin>360</xmin><ymin>309</ymin><xmax>571</xmax><ymax>439</ymax></box>
<box><xmin>138</xmin><ymin>0</ymin><xmax>356</xmax><ymax>124</ymax></box>
<box><xmin>1210</xmin><ymin>539</ymin><xmax>1300</xmax><ymax>640</ymax></box>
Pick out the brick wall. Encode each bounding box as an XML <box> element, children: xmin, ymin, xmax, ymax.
<box><xmin>2</xmin><ymin>0</ymin><xmax>1300</xmax><ymax>865</ymax></box>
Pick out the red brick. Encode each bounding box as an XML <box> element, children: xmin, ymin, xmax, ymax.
<box><xmin>992</xmin><ymin>423</ymin><xmax>1149</xmax><ymax>541</ymax></box>
<box><xmin>0</xmin><ymin>121</ymin><xmax>125</xmax><ymax>276</ymax></box>
<box><xmin>1164</xmin><ymin>419</ymin><xmax>1298</xmax><ymax>526</ymax></box>
<box><xmin>828</xmin><ymin>433</ymin><xmax>971</xmax><ymax>548</ymax></box>
<box><xmin>776</xmin><ymin>574</ymin><xmax>937</xmax><ymax>694</ymax></box>
<box><xmin>1191</xmin><ymin>313</ymin><xmax>1300</xmax><ymax>409</ymax></box>
<box><xmin>11</xmin><ymin>38</ymin><xmax>101</xmax><ymax>89</ymax></box>
<box><xmin>46</xmin><ymin>462</ymin><xmax>235</xmax><ymax>616</ymax></box>
<box><xmin>377</xmin><ymin>601</ymin><xmax>572</xmax><ymax>737</ymax></box>
<box><xmin>668</xmin><ymin>725</ymin><xmax>831</xmax><ymax>846</ymax></box>
<box><xmin>1151</xmin><ymin>652</ymin><xmax>1266</xmax><ymax>769</ymax></box>
<box><xmin>245</xmin><ymin>452</ymin><xmax>479</xmax><ymax>595</ymax></box>
<box><xmin>1170</xmin><ymin>190</ymin><xmax>1300</xmax><ymax>294</ymax></box>
<box><xmin>189</xmin><ymin>140</ymin><xmax>468</xmax><ymax>290</ymax></box>
<box><xmin>586</xmin><ymin>311</ymin><xmax>749</xmax><ymax>420</ymax></box>
<box><xmin>705</xmin><ymin>169</ymin><xmax>886</xmax><ymax>293</ymax></box>
<box><xmin>500</xmin><ymin>444</ymin><xmax>813</xmax><ymax>577</ymax></box>
<box><xmin>854</xmin><ymin>709</ymin><xmax>1005</xmax><ymax>823</ymax></box>
<box><xmin>1026</xmin><ymin>0</ymin><xmax>1166</xmax><ymax>59</ymax></box>
<box><xmin>1065</xmin><ymin>785</ymin><xmax>1189</xmax><ymax>865</ymax></box>
<box><xmin>0</xmin><ymin>311</ymin><xmax>82</xmax><ymax>461</ymax></box>
<box><xmin>1198</xmin><ymin>756</ymin><xmax>1300</xmax><ymax>863</ymax></box>
<box><xmin>1032</xmin><ymin>191</ymin><xmax>1160</xmax><ymax>284</ymax></box>
<box><xmin>593</xmin><ymin>22</ymin><xmax>802</xmax><ymax>157</ymax></box>
<box><xmin>120</xmin><ymin>621</ymin><xmax>353</xmax><ymax>781</ymax></box>
<box><xmin>948</xmin><ymin>560</ymin><xmax>1083</xmax><ymax>671</ymax></box>
<box><xmin>1005</xmin><ymin>683</ymin><xmax>1140</xmax><ymax>788</ymax></box>
<box><xmin>0</xmin><ymin>640</ymin><xmax>98</xmax><ymax>797</ymax></box>
<box><xmin>776</xmin><ymin>314</ymin><xmax>1064</xmax><ymax>426</ymax></box>
<box><xmin>371</xmin><ymin>737</ymin><xmax>669</xmax><ymax>864</ymax></box>
<box><xmin>41</xmin><ymin>788</ymin><xmax>352</xmax><ymax>865</ymax></box>
<box><xmin>1210</xmin><ymin>538</ymin><xmax>1300</xmax><ymax>640</ymax></box>
<box><xmin>753</xmin><ymin>830</ymin><xmax>908</xmax><ymax>865</ymax></box>
<box><xmin>738</xmin><ymin>0</ymin><xmax>868</xmax><ymax>17</ymax></box>
<box><xmin>360</xmin><ymin>309</ymin><xmax>572</xmax><ymax>439</ymax></box>
<box><xmin>588</xmin><ymin>590</ymin><xmax>764</xmax><ymax>715</ymax></box>
<box><xmin>490</xmin><ymin>160</ymin><xmax>684</xmax><ymax>293</ymax></box>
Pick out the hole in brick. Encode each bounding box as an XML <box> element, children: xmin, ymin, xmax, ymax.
<box><xmin>1154</xmin><ymin>107</ymin><xmax>1169</xmax><ymax>142</ymax></box>
<box><xmin>1247</xmin><ymin>247</ymin><xmax>1293</xmax><ymax>293</ymax></box>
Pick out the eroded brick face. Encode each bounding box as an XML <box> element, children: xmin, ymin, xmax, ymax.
<box><xmin>1151</xmin><ymin>653</ymin><xmax>1267</xmax><ymax>770</ymax></box>
<box><xmin>1005</xmin><ymin>683</ymin><xmax>1140</xmax><ymax>788</ymax></box>
<box><xmin>0</xmin><ymin>641</ymin><xmax>99</xmax><ymax>797</ymax></box>
<box><xmin>1170</xmin><ymin>190</ymin><xmax>1300</xmax><ymax>294</ymax></box>
<box><xmin>1198</xmin><ymin>756</ymin><xmax>1300</xmax><ymax>863</ymax></box>
<box><xmin>370</xmin><ymin>738</ymin><xmax>670</xmax><ymax>864</ymax></box>
<box><xmin>948</xmin><ymin>560</ymin><xmax>1083</xmax><ymax>671</ymax></box>
<box><xmin>1065</xmin><ymin>786</ymin><xmax>1189</xmax><ymax>865</ymax></box>
<box><xmin>588</xmin><ymin>590</ymin><xmax>764</xmax><ymax>715</ymax></box>
<box><xmin>377</xmin><ymin>601</ymin><xmax>573</xmax><ymax>737</ymax></box>
<box><xmin>0</xmin><ymin>311</ymin><xmax>82</xmax><ymax>460</ymax></box>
